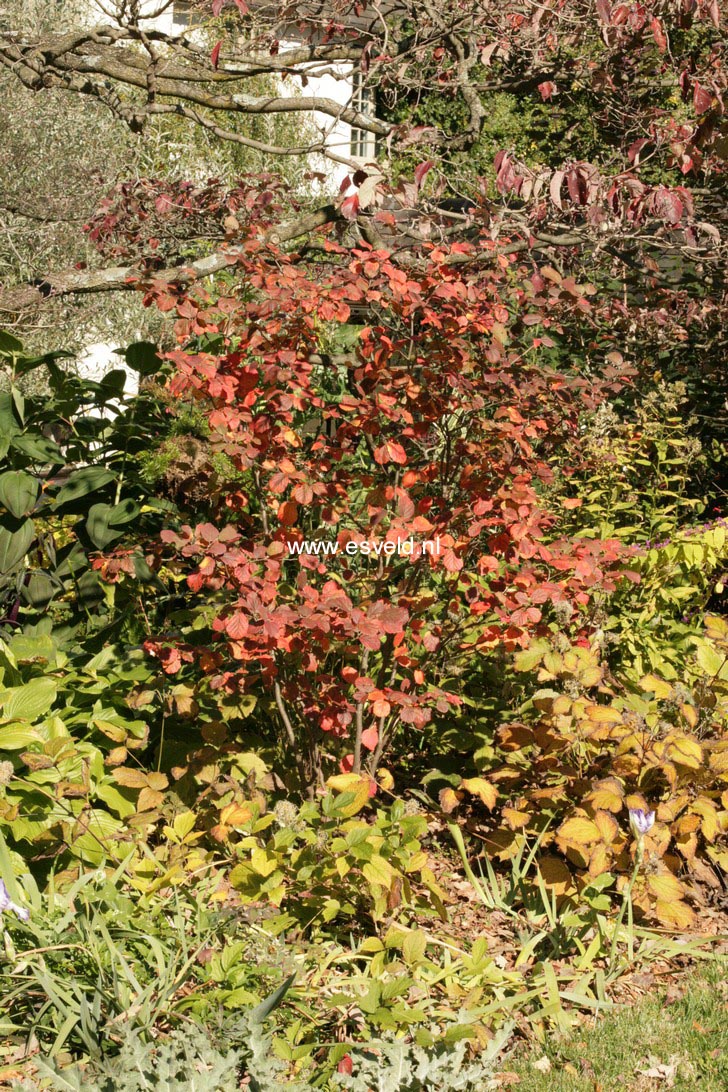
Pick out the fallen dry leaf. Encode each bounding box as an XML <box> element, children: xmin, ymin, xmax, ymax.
<box><xmin>636</xmin><ymin>1058</ymin><xmax>679</xmax><ymax>1085</ymax></box>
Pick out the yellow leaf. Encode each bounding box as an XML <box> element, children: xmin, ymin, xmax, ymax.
<box><xmin>502</xmin><ymin>806</ymin><xmax>531</xmax><ymax>830</ymax></box>
<box><xmin>172</xmin><ymin>811</ymin><xmax>196</xmax><ymax>840</ymax></box>
<box><xmin>709</xmin><ymin>746</ymin><xmax>728</xmax><ymax>774</ymax></box>
<box><xmin>404</xmin><ymin>850</ymin><xmax>428</xmax><ymax>873</ymax></box>
<box><xmin>674</xmin><ymin>831</ymin><xmax>698</xmax><ymax>861</ymax></box>
<box><xmin>667</xmin><ymin>735</ymin><xmax>703</xmax><ymax>770</ymax></box>
<box><xmin>654</xmin><ymin>898</ymin><xmax>695</xmax><ymax>929</ymax></box>
<box><xmin>584</xmin><ymin>704</ymin><xmax>623</xmax><ymax>725</ymax></box>
<box><xmin>639</xmin><ymin>674</ymin><xmax>673</xmax><ymax>699</ymax></box>
<box><xmin>377</xmin><ymin>768</ymin><xmax>394</xmax><ymax>791</ymax></box>
<box><xmin>679</xmin><ymin>703</ymin><xmax>698</xmax><ymax>728</ymax></box>
<box><xmin>647</xmin><ymin>872</ymin><xmax>685</xmax><ymax>902</ymax></box>
<box><xmin>557</xmin><ymin>816</ymin><xmax>600</xmax><ymax>846</ymax></box>
<box><xmin>328</xmin><ymin>775</ymin><xmax>372</xmax><ymax>817</ymax></box>
<box><xmin>586</xmin><ymin>777</ymin><xmax>624</xmax><ymax>812</ymax></box>
<box><xmin>362</xmin><ymin>853</ymin><xmax>394</xmax><ymax>889</ymax></box>
<box><xmin>690</xmin><ymin>799</ymin><xmax>719</xmax><ymax>842</ymax></box>
<box><xmin>250</xmin><ymin>848</ymin><xmax>278</xmax><ymax>877</ymax></box>
<box><xmin>460</xmin><ymin>777</ymin><xmax>497</xmax><ymax>809</ymax></box>
<box><xmin>327</xmin><ymin>773</ymin><xmax>365</xmax><ymax>792</ymax></box>
<box><xmin>336</xmin><ymin>857</ymin><xmax>351</xmax><ymax>879</ymax></box>
<box><xmin>588</xmin><ymin>844</ymin><xmax>612</xmax><ymax>876</ymax></box>
<box><xmin>579</xmin><ymin>666</ymin><xmax>604</xmax><ymax>688</ymax></box>
<box><xmin>402</xmin><ymin>930</ymin><xmax>427</xmax><ymax>965</ymax></box>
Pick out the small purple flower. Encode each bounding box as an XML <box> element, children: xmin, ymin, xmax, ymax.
<box><xmin>0</xmin><ymin>878</ymin><xmax>29</xmax><ymax>922</ymax></box>
<box><xmin>629</xmin><ymin>808</ymin><xmax>655</xmax><ymax>839</ymax></box>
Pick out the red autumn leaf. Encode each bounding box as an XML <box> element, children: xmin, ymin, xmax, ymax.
<box><xmin>369</xmin><ymin>602</ymin><xmax>409</xmax><ymax>634</ymax></box>
<box><xmin>414</xmin><ymin>160</ymin><xmax>434</xmax><ymax>188</ymax></box>
<box><xmin>360</xmin><ymin>725</ymin><xmax>379</xmax><ymax>750</ymax></box>
<box><xmin>211</xmin><ymin>41</ymin><xmax>222</xmax><ymax>69</ymax></box>
<box><xmin>277</xmin><ymin>500</ymin><xmax>298</xmax><ymax>526</ymax></box>
<box><xmin>693</xmin><ymin>84</ymin><xmax>713</xmax><ymax>114</ymax></box>
<box><xmin>212</xmin><ymin>0</ymin><xmax>225</xmax><ymax>14</ymax></box>
<box><xmin>373</xmin><ymin>440</ymin><xmax>407</xmax><ymax>465</ymax></box>
<box><xmin>538</xmin><ymin>81</ymin><xmax>556</xmax><ymax>101</ymax></box>
<box><xmin>341</xmin><ymin>194</ymin><xmax>360</xmax><ymax>220</ymax></box>
<box><xmin>650</xmin><ymin>17</ymin><xmax>667</xmax><ymax>53</ymax></box>
<box><xmin>337</xmin><ymin>1055</ymin><xmax>353</xmax><ymax>1076</ymax></box>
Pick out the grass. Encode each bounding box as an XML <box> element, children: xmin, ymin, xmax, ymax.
<box><xmin>506</xmin><ymin>957</ymin><xmax>728</xmax><ymax>1090</ymax></box>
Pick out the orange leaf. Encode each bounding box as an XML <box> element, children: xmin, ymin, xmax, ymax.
<box><xmin>538</xmin><ymin>856</ymin><xmax>574</xmax><ymax>895</ymax></box>
<box><xmin>137</xmin><ymin>787</ymin><xmax>165</xmax><ymax>811</ymax></box>
<box><xmin>439</xmin><ymin>787</ymin><xmax>463</xmax><ymax>814</ymax></box>
<box><xmin>459</xmin><ymin>777</ymin><xmax>497</xmax><ymax>809</ymax></box>
<box><xmin>112</xmin><ymin>767</ymin><xmax>148</xmax><ymax>789</ymax></box>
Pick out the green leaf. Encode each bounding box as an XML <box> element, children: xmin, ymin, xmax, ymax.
<box><xmin>85</xmin><ymin>500</ymin><xmax>139</xmax><ymax>549</ymax></box>
<box><xmin>249</xmin><ymin>972</ymin><xmax>296</xmax><ymax>1024</ymax></box>
<box><xmin>22</xmin><ymin>572</ymin><xmax>58</xmax><ymax>608</ymax></box>
<box><xmin>99</xmin><ymin>369</ymin><xmax>128</xmax><ymax>397</ymax></box>
<box><xmin>402</xmin><ymin>930</ymin><xmax>427</xmax><ymax>964</ymax></box>
<box><xmin>0</xmin><ymin>723</ymin><xmax>41</xmax><ymax>748</ymax></box>
<box><xmin>123</xmin><ymin>341</ymin><xmax>162</xmax><ymax>377</ymax></box>
<box><xmin>1</xmin><ymin>677</ymin><xmax>57</xmax><ymax>720</ymax></box>
<box><xmin>0</xmin><ymin>331</ymin><xmax>23</xmax><ymax>354</ymax></box>
<box><xmin>697</xmin><ymin>643</ymin><xmax>724</xmax><ymax>678</ymax></box>
<box><xmin>10</xmin><ymin>387</ymin><xmax>24</xmax><ymax>427</ymax></box>
<box><xmin>0</xmin><ymin>470</ymin><xmax>39</xmax><ymax>518</ymax></box>
<box><xmin>0</xmin><ymin>518</ymin><xmax>34</xmax><ymax>572</ymax></box>
<box><xmin>0</xmin><ymin>392</ymin><xmax>20</xmax><ymax>435</ymax></box>
<box><xmin>10</xmin><ymin>433</ymin><xmax>62</xmax><ymax>463</ymax></box>
<box><xmin>53</xmin><ymin>467</ymin><xmax>115</xmax><ymax>509</ymax></box>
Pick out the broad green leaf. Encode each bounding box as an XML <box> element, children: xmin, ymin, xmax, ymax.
<box><xmin>0</xmin><ymin>470</ymin><xmax>39</xmax><ymax>518</ymax></box>
<box><xmin>123</xmin><ymin>341</ymin><xmax>162</xmax><ymax>376</ymax></box>
<box><xmin>10</xmin><ymin>434</ymin><xmax>62</xmax><ymax>463</ymax></box>
<box><xmin>0</xmin><ymin>723</ymin><xmax>41</xmax><ymax>748</ymax></box>
<box><xmin>0</xmin><ymin>518</ymin><xmax>34</xmax><ymax>572</ymax></box>
<box><xmin>0</xmin><ymin>330</ymin><xmax>23</xmax><ymax>354</ymax></box>
<box><xmin>1</xmin><ymin>677</ymin><xmax>57</xmax><ymax>720</ymax></box>
<box><xmin>696</xmin><ymin>642</ymin><xmax>724</xmax><ymax>678</ymax></box>
<box><xmin>22</xmin><ymin>572</ymin><xmax>57</xmax><ymax>608</ymax></box>
<box><xmin>86</xmin><ymin>500</ymin><xmax>140</xmax><ymax>549</ymax></box>
<box><xmin>53</xmin><ymin>467</ymin><xmax>115</xmax><ymax>509</ymax></box>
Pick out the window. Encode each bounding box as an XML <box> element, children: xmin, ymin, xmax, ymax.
<box><xmin>172</xmin><ymin>1</ymin><xmax>201</xmax><ymax>28</ymax></box>
<box><xmin>350</xmin><ymin>70</ymin><xmax>376</xmax><ymax>160</ymax></box>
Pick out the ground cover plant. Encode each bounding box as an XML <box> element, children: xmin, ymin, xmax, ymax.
<box><xmin>0</xmin><ymin>0</ymin><xmax>726</xmax><ymax>1088</ymax></box>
